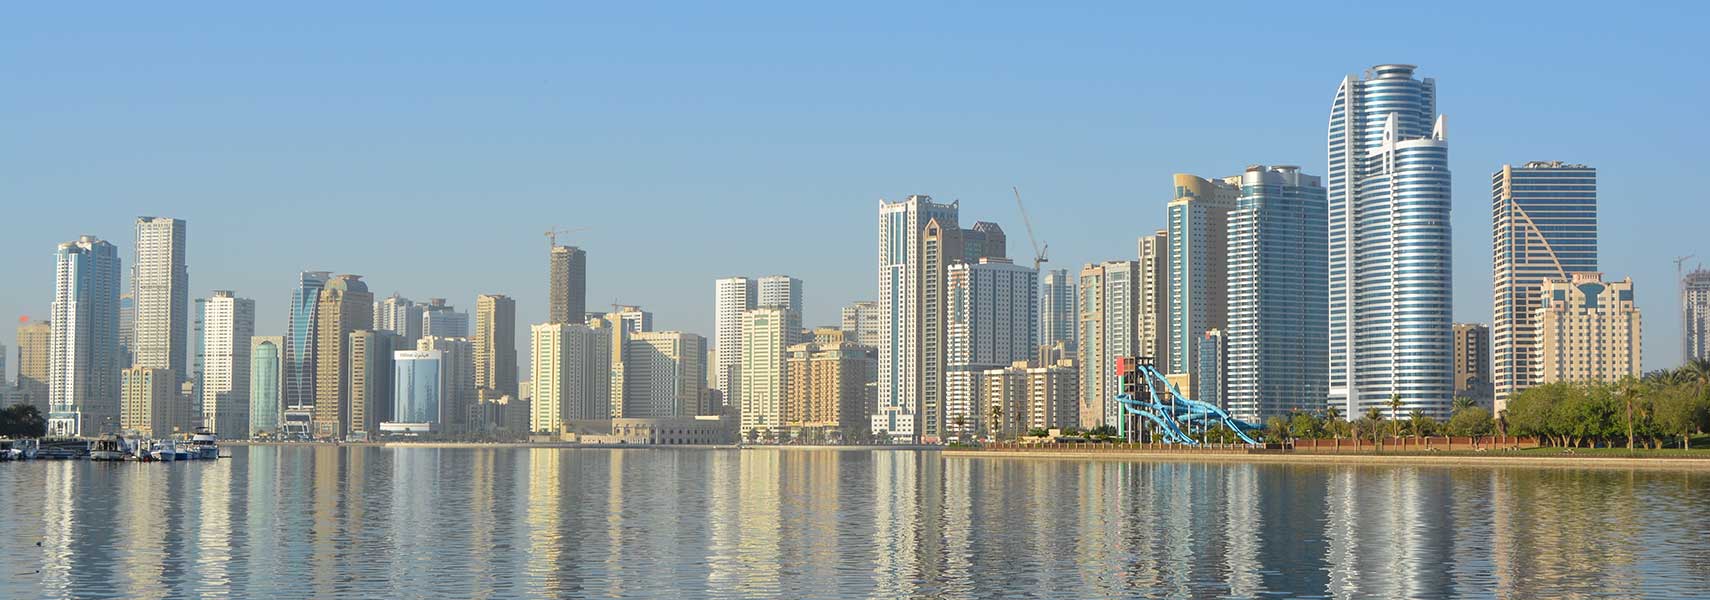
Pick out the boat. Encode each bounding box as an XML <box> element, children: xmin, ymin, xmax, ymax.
<box><xmin>186</xmin><ymin>427</ymin><xmax>220</xmax><ymax>460</ymax></box>
<box><xmin>149</xmin><ymin>440</ymin><xmax>179</xmax><ymax>462</ymax></box>
<box><xmin>89</xmin><ymin>436</ymin><xmax>127</xmax><ymax>461</ymax></box>
<box><xmin>0</xmin><ymin>439</ymin><xmax>39</xmax><ymax>460</ymax></box>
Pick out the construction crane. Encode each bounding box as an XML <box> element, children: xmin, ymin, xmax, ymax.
<box><xmin>1013</xmin><ymin>186</ymin><xmax>1048</xmax><ymax>272</ymax></box>
<box><xmin>545</xmin><ymin>226</ymin><xmax>590</xmax><ymax>249</ymax></box>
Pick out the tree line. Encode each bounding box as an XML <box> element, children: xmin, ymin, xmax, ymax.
<box><xmin>1505</xmin><ymin>360</ymin><xmax>1710</xmax><ymax>449</ymax></box>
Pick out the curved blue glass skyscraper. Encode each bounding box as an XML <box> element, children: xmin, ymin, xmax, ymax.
<box><xmin>1327</xmin><ymin>64</ymin><xmax>1453</xmax><ymax>419</ymax></box>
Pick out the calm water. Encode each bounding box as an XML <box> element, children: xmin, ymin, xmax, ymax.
<box><xmin>3</xmin><ymin>447</ymin><xmax>1709</xmax><ymax>599</ymax></box>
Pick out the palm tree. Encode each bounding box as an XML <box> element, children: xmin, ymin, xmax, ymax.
<box><xmin>1387</xmin><ymin>393</ymin><xmax>1403</xmax><ymax>441</ymax></box>
<box><xmin>1409</xmin><ymin>409</ymin><xmax>1425</xmax><ymax>439</ymax></box>
<box><xmin>988</xmin><ymin>404</ymin><xmax>1004</xmax><ymax>440</ymax></box>
<box><xmin>1365</xmin><ymin>407</ymin><xmax>1384</xmax><ymax>448</ymax></box>
<box><xmin>1453</xmin><ymin>396</ymin><xmax>1477</xmax><ymax>414</ymax></box>
<box><xmin>1324</xmin><ymin>406</ymin><xmax>1343</xmax><ymax>440</ymax></box>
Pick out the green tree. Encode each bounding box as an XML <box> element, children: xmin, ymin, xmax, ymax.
<box><xmin>1265</xmin><ymin>416</ymin><xmax>1290</xmax><ymax>443</ymax></box>
<box><xmin>1453</xmin><ymin>395</ymin><xmax>1478</xmax><ymax>414</ymax></box>
<box><xmin>1408</xmin><ymin>410</ymin><xmax>1425</xmax><ymax>438</ymax></box>
<box><xmin>1289</xmin><ymin>412</ymin><xmax>1320</xmax><ymax>440</ymax></box>
<box><xmin>1618</xmin><ymin>376</ymin><xmax>1642</xmax><ymax>450</ymax></box>
<box><xmin>1654</xmin><ymin>383</ymin><xmax>1709</xmax><ymax>449</ymax></box>
<box><xmin>1387</xmin><ymin>394</ymin><xmax>1403</xmax><ymax>440</ymax></box>
<box><xmin>1447</xmin><ymin>406</ymin><xmax>1495</xmax><ymax>437</ymax></box>
<box><xmin>0</xmin><ymin>405</ymin><xmax>48</xmax><ymax>438</ymax></box>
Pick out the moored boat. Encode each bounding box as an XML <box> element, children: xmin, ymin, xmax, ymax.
<box><xmin>150</xmin><ymin>440</ymin><xmax>179</xmax><ymax>462</ymax></box>
<box><xmin>187</xmin><ymin>427</ymin><xmax>220</xmax><ymax>460</ymax></box>
<box><xmin>89</xmin><ymin>436</ymin><xmax>127</xmax><ymax>461</ymax></box>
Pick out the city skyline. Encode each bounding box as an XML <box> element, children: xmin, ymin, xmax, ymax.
<box><xmin>2</xmin><ymin>6</ymin><xmax>1703</xmax><ymax>375</ymax></box>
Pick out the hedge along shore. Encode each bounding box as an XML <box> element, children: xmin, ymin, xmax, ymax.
<box><xmin>940</xmin><ymin>448</ymin><xmax>1710</xmax><ymax>471</ymax></box>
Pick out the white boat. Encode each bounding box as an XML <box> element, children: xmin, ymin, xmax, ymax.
<box><xmin>186</xmin><ymin>428</ymin><xmax>220</xmax><ymax>460</ymax></box>
<box><xmin>89</xmin><ymin>437</ymin><xmax>127</xmax><ymax>461</ymax></box>
<box><xmin>150</xmin><ymin>440</ymin><xmax>179</xmax><ymax>462</ymax></box>
<box><xmin>0</xmin><ymin>439</ymin><xmax>38</xmax><ymax>460</ymax></box>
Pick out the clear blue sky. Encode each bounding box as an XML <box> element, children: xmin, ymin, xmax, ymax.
<box><xmin>3</xmin><ymin>3</ymin><xmax>1706</xmax><ymax>374</ymax></box>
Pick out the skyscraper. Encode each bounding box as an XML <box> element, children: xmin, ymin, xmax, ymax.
<box><xmin>757</xmin><ymin>275</ymin><xmax>803</xmax><ymax>314</ymax></box>
<box><xmin>283</xmin><ymin>270</ymin><xmax>330</xmax><ymax>437</ymax></box>
<box><xmin>876</xmin><ymin>195</ymin><xmax>960</xmax><ymax>441</ymax></box>
<box><xmin>713</xmin><ymin>276</ymin><xmax>756</xmax><ymax>411</ymax></box>
<box><xmin>1168</xmin><ymin>173</ymin><xmax>1238</xmax><ymax>403</ymax></box>
<box><xmin>348</xmin><ymin>330</ymin><xmax>396</xmax><ymax>439</ymax></box>
<box><xmin>1077</xmin><ymin>261</ymin><xmax>1139</xmax><ymax>429</ymax></box>
<box><xmin>421</xmin><ymin>299</ymin><xmax>469</xmax><ymax>338</ymax></box>
<box><xmin>390</xmin><ymin>350</ymin><xmax>445</xmax><ymax>429</ymax></box>
<box><xmin>1224</xmin><ymin>165</ymin><xmax>1329</xmax><ymax>422</ymax></box>
<box><xmin>1196</xmin><ymin>329</ymin><xmax>1227</xmax><ymax>410</ymax></box>
<box><xmin>201</xmin><ymin>291</ymin><xmax>255</xmax><ymax>438</ymax></box>
<box><xmin>1536</xmin><ymin>273</ymin><xmax>1641</xmax><ymax>384</ymax></box>
<box><xmin>783</xmin><ymin>341</ymin><xmax>876</xmax><ymax>440</ymax></box>
<box><xmin>48</xmin><ymin>236</ymin><xmax>122</xmax><ymax>437</ymax></box>
<box><xmin>132</xmin><ymin>216</ymin><xmax>189</xmax><ymax>383</ymax></box>
<box><xmin>311</xmin><ymin>275</ymin><xmax>373</xmax><ymax>440</ymax></box>
<box><xmin>249</xmin><ymin>336</ymin><xmax>284</xmax><ymax>436</ymax></box>
<box><xmin>981</xmin><ymin>360</ymin><xmax>1078</xmax><ymax>438</ymax></box>
<box><xmin>529</xmin><ymin>322</ymin><xmax>610</xmax><ymax>432</ymax></box>
<box><xmin>117</xmin><ymin>293</ymin><xmax>134</xmax><ymax>368</ymax></box>
<box><xmin>944</xmin><ymin>258</ymin><xmax>1037</xmax><ymax>440</ymax></box>
<box><xmin>1137</xmin><ymin>229</ymin><xmax>1170</xmax><ymax>373</ymax></box>
<box><xmin>1685</xmin><ymin>268</ymin><xmax>1710</xmax><ymax>362</ymax></box>
<box><xmin>839</xmin><ymin>300</ymin><xmax>883</xmax><ymax>348</ymax></box>
<box><xmin>961</xmin><ymin>221</ymin><xmax>1008</xmax><ymax>263</ymax></box>
<box><xmin>1492</xmin><ymin>161</ymin><xmax>1597</xmax><ymax>410</ymax></box>
<box><xmin>548</xmin><ymin>245</ymin><xmax>587</xmax><ymax>325</ymax></box>
<box><xmin>419</xmin><ymin>335</ymin><xmax>473</xmax><ymax>433</ymax></box>
<box><xmin>1452</xmin><ymin>324</ymin><xmax>1492</xmax><ymax>405</ymax></box>
<box><xmin>16</xmin><ymin>321</ymin><xmax>51</xmax><ymax>413</ymax></box>
<box><xmin>609</xmin><ymin>305</ymin><xmax>653</xmax><ymax>333</ymax></box>
<box><xmin>1328</xmin><ymin>64</ymin><xmax>1453</xmax><ymax>419</ymax></box>
<box><xmin>474</xmin><ymin>294</ymin><xmax>518</xmax><ymax>397</ymax></box>
<box><xmin>1039</xmin><ymin>269</ymin><xmax>1076</xmax><ymax>354</ymax></box>
<box><xmin>620</xmin><ymin>331</ymin><xmax>707</xmax><ymax>418</ymax></box>
<box><xmin>375</xmin><ymin>293</ymin><xmax>423</xmax><ymax>347</ymax></box>
<box><xmin>740</xmin><ymin>307</ymin><xmax>790</xmax><ymax>439</ymax></box>
<box><xmin>121</xmin><ymin>366</ymin><xmax>183</xmax><ymax>438</ymax></box>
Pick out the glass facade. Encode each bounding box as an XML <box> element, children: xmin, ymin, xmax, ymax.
<box><xmin>249</xmin><ymin>340</ymin><xmax>281</xmax><ymax>434</ymax></box>
<box><xmin>1225</xmin><ymin>166</ymin><xmax>1329</xmax><ymax>422</ymax></box>
<box><xmin>1491</xmin><ymin>162</ymin><xmax>1597</xmax><ymax>410</ymax></box>
<box><xmin>393</xmin><ymin>351</ymin><xmax>443</xmax><ymax>425</ymax></box>
<box><xmin>283</xmin><ymin>271</ymin><xmax>330</xmax><ymax>432</ymax></box>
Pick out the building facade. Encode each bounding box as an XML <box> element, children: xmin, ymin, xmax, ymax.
<box><xmin>121</xmin><ymin>366</ymin><xmax>184</xmax><ymax>438</ymax></box>
<box><xmin>1328</xmin><ymin>64</ymin><xmax>1454</xmax><ymax>419</ymax></box>
<box><xmin>201</xmin><ymin>291</ymin><xmax>255</xmax><ymax>439</ymax></box>
<box><xmin>132</xmin><ymin>216</ymin><xmax>190</xmax><ymax>383</ymax></box>
<box><xmin>944</xmin><ymin>258</ymin><xmax>1037</xmax><ymax>441</ymax></box>
<box><xmin>1168</xmin><ymin>173</ymin><xmax>1238</xmax><ymax>403</ymax></box>
<box><xmin>390</xmin><ymin>350</ymin><xmax>444</xmax><ymax>430</ymax></box>
<box><xmin>474</xmin><ymin>294</ymin><xmax>518</xmax><ymax>398</ymax></box>
<box><xmin>783</xmin><ymin>341</ymin><xmax>875</xmax><ymax>440</ymax></box>
<box><xmin>1039</xmin><ymin>269</ymin><xmax>1076</xmax><ymax>355</ymax></box>
<box><xmin>375</xmin><ymin>293</ymin><xmax>423</xmax><ymax>347</ymax></box>
<box><xmin>1224</xmin><ymin>166</ymin><xmax>1329</xmax><ymax>422</ymax></box>
<box><xmin>283</xmin><ymin>271</ymin><xmax>331</xmax><ymax>438</ymax></box>
<box><xmin>249</xmin><ymin>336</ymin><xmax>284</xmax><ymax>436</ymax></box>
<box><xmin>1078</xmin><ymin>260</ymin><xmax>1139</xmax><ymax>429</ymax></box>
<box><xmin>548</xmin><ymin>245</ymin><xmax>587</xmax><ymax>325</ymax></box>
<box><xmin>840</xmin><ymin>300</ymin><xmax>883</xmax><ymax>348</ymax></box>
<box><xmin>1492</xmin><ymin>161</ymin><xmax>1597</xmax><ymax>410</ymax></box>
<box><xmin>529</xmin><ymin>323</ymin><xmax>611</xmax><ymax>432</ymax></box>
<box><xmin>348</xmin><ymin>330</ymin><xmax>396</xmax><ymax>439</ymax></box>
<box><xmin>620</xmin><ymin>331</ymin><xmax>707</xmax><ymax>418</ymax></box>
<box><xmin>740</xmin><ymin>307</ymin><xmax>791</xmax><ymax>438</ymax></box>
<box><xmin>981</xmin><ymin>360</ymin><xmax>1078</xmax><ymax>438</ymax></box>
<box><xmin>1138</xmin><ymin>230</ymin><xmax>1170</xmax><ymax>375</ymax></box>
<box><xmin>1682</xmin><ymin>268</ymin><xmax>1710</xmax><ymax>363</ymax></box>
<box><xmin>1452</xmin><ymin>324</ymin><xmax>1493</xmax><ymax>406</ymax></box>
<box><xmin>1535</xmin><ymin>273</ymin><xmax>1641</xmax><ymax>384</ymax></box>
<box><xmin>418</xmin><ymin>335</ymin><xmax>473</xmax><ymax>433</ymax></box>
<box><xmin>420</xmin><ymin>299</ymin><xmax>469</xmax><ymax>338</ymax></box>
<box><xmin>49</xmin><ymin>236</ymin><xmax>122</xmax><ymax>437</ymax></box>
<box><xmin>15</xmin><ymin>321</ymin><xmax>51</xmax><ymax>413</ymax></box>
<box><xmin>876</xmin><ymin>196</ymin><xmax>961</xmax><ymax>441</ymax></box>
<box><xmin>311</xmin><ymin>275</ymin><xmax>373</xmax><ymax>440</ymax></box>
<box><xmin>713</xmin><ymin>276</ymin><xmax>756</xmax><ymax>415</ymax></box>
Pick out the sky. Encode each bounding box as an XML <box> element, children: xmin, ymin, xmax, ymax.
<box><xmin>2</xmin><ymin>2</ymin><xmax>1707</xmax><ymax>375</ymax></box>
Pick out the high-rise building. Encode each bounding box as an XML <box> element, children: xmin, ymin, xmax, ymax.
<box><xmin>16</xmin><ymin>321</ymin><xmax>51</xmax><ymax>413</ymax></box>
<box><xmin>390</xmin><ymin>350</ymin><xmax>444</xmax><ymax>429</ymax></box>
<box><xmin>201</xmin><ymin>291</ymin><xmax>255</xmax><ymax>439</ymax></box>
<box><xmin>249</xmin><ymin>336</ymin><xmax>284</xmax><ymax>436</ymax></box>
<box><xmin>1686</xmin><ymin>268</ymin><xmax>1710</xmax><ymax>362</ymax></box>
<box><xmin>311</xmin><ymin>275</ymin><xmax>373</xmax><ymax>440</ymax></box>
<box><xmin>620</xmin><ymin>331</ymin><xmax>707</xmax><ymax>418</ymax></box>
<box><xmin>529</xmin><ymin>322</ymin><xmax>610</xmax><ymax>432</ymax></box>
<box><xmin>944</xmin><ymin>258</ymin><xmax>1037</xmax><ymax>441</ymax></box>
<box><xmin>840</xmin><ymin>301</ymin><xmax>883</xmax><ymax>348</ymax></box>
<box><xmin>419</xmin><ymin>335</ymin><xmax>473</xmax><ymax>433</ymax></box>
<box><xmin>474</xmin><ymin>294</ymin><xmax>518</xmax><ymax>397</ymax></box>
<box><xmin>1224</xmin><ymin>166</ymin><xmax>1328</xmax><ymax>422</ymax></box>
<box><xmin>1195</xmin><ymin>329</ymin><xmax>1227</xmax><ymax>410</ymax></box>
<box><xmin>1167</xmin><ymin>173</ymin><xmax>1238</xmax><ymax>403</ymax></box>
<box><xmin>1328</xmin><ymin>64</ymin><xmax>1454</xmax><ymax>419</ymax></box>
<box><xmin>876</xmin><ymin>195</ymin><xmax>960</xmax><ymax>440</ymax></box>
<box><xmin>1535</xmin><ymin>273</ymin><xmax>1641</xmax><ymax>384</ymax></box>
<box><xmin>608</xmin><ymin>305</ymin><xmax>653</xmax><ymax>333</ymax></box>
<box><xmin>1492</xmin><ymin>161</ymin><xmax>1597</xmax><ymax>410</ymax></box>
<box><xmin>1452</xmin><ymin>324</ymin><xmax>1492</xmax><ymax>406</ymax></box>
<box><xmin>117</xmin><ymin>293</ymin><xmax>134</xmax><ymax>368</ymax></box>
<box><xmin>132</xmin><ymin>216</ymin><xmax>189</xmax><ymax>383</ymax></box>
<box><xmin>1039</xmin><ymin>269</ymin><xmax>1076</xmax><ymax>354</ymax></box>
<box><xmin>783</xmin><ymin>341</ymin><xmax>875</xmax><ymax>439</ymax></box>
<box><xmin>189</xmin><ymin>297</ymin><xmax>206</xmax><ymax>420</ymax></box>
<box><xmin>375</xmin><ymin>293</ymin><xmax>423</xmax><ymax>347</ymax></box>
<box><xmin>713</xmin><ymin>276</ymin><xmax>757</xmax><ymax>411</ymax></box>
<box><xmin>1137</xmin><ymin>229</ymin><xmax>1170</xmax><ymax>374</ymax></box>
<box><xmin>961</xmin><ymin>221</ymin><xmax>1008</xmax><ymax>263</ymax></box>
<box><xmin>758</xmin><ymin>276</ymin><xmax>803</xmax><ymax>314</ymax></box>
<box><xmin>1077</xmin><ymin>261</ymin><xmax>1139</xmax><ymax>429</ymax></box>
<box><xmin>121</xmin><ymin>366</ymin><xmax>184</xmax><ymax>438</ymax></box>
<box><xmin>981</xmin><ymin>359</ymin><xmax>1078</xmax><ymax>438</ymax></box>
<box><xmin>421</xmin><ymin>299</ymin><xmax>469</xmax><ymax>338</ymax></box>
<box><xmin>548</xmin><ymin>245</ymin><xmax>588</xmax><ymax>325</ymax></box>
<box><xmin>49</xmin><ymin>236</ymin><xmax>122</xmax><ymax>437</ymax></box>
<box><xmin>348</xmin><ymin>330</ymin><xmax>396</xmax><ymax>439</ymax></box>
<box><xmin>740</xmin><ymin>307</ymin><xmax>791</xmax><ymax>439</ymax></box>
<box><xmin>283</xmin><ymin>271</ymin><xmax>330</xmax><ymax>437</ymax></box>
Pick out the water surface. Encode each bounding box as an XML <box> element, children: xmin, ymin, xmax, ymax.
<box><xmin>2</xmin><ymin>446</ymin><xmax>1707</xmax><ymax>599</ymax></box>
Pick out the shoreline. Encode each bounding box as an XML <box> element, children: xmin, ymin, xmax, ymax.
<box><xmin>940</xmin><ymin>449</ymin><xmax>1710</xmax><ymax>470</ymax></box>
<box><xmin>222</xmin><ymin>441</ymin><xmax>942</xmax><ymax>451</ymax></box>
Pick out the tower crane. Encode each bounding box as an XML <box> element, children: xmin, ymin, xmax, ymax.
<box><xmin>545</xmin><ymin>226</ymin><xmax>590</xmax><ymax>249</ymax></box>
<box><xmin>1013</xmin><ymin>186</ymin><xmax>1048</xmax><ymax>272</ymax></box>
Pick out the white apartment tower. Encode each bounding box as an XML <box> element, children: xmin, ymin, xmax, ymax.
<box><xmin>201</xmin><ymin>291</ymin><xmax>256</xmax><ymax>438</ymax></box>
<box><xmin>49</xmin><ymin>236</ymin><xmax>123</xmax><ymax>437</ymax></box>
<box><xmin>945</xmin><ymin>258</ymin><xmax>1037</xmax><ymax>440</ymax></box>
<box><xmin>740</xmin><ymin>307</ymin><xmax>791</xmax><ymax>438</ymax></box>
<box><xmin>529</xmin><ymin>323</ymin><xmax>611</xmax><ymax>432</ymax></box>
<box><xmin>876</xmin><ymin>195</ymin><xmax>960</xmax><ymax>440</ymax></box>
<box><xmin>133</xmin><ymin>216</ymin><xmax>189</xmax><ymax>382</ymax></box>
<box><xmin>713</xmin><ymin>276</ymin><xmax>757</xmax><ymax>414</ymax></box>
